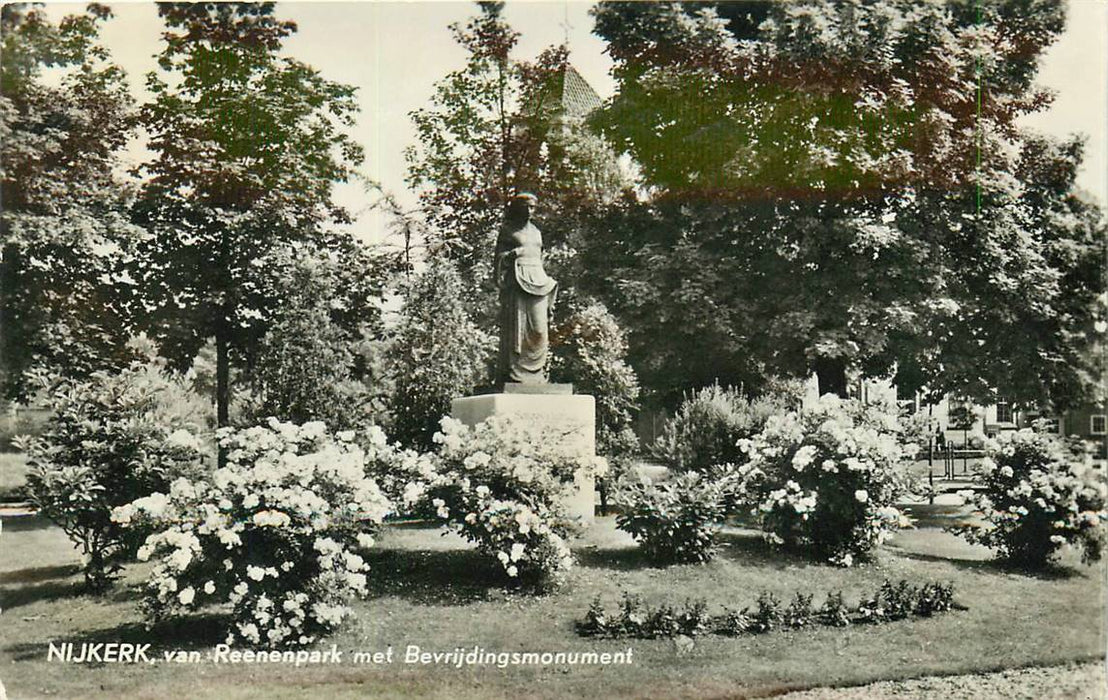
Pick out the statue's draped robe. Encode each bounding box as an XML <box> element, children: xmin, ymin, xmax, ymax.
<box><xmin>496</xmin><ymin>222</ymin><xmax>557</xmax><ymax>384</ymax></box>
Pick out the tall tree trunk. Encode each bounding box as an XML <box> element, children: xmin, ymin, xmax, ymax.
<box><xmin>814</xmin><ymin>356</ymin><xmax>848</xmax><ymax>398</ymax></box>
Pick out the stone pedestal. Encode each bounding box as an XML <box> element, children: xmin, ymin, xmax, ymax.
<box><xmin>451</xmin><ymin>393</ymin><xmax>596</xmax><ymax>523</ymax></box>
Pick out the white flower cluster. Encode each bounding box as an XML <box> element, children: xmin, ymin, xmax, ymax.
<box><xmin>957</xmin><ymin>429</ymin><xmax>1108</xmax><ymax>567</ymax></box>
<box><xmin>111</xmin><ymin>418</ymin><xmax>392</xmax><ymax>648</ymax></box>
<box><xmin>736</xmin><ymin>395</ymin><xmax>913</xmax><ymax>565</ymax></box>
<box><xmin>421</xmin><ymin>416</ymin><xmax>583</xmax><ymax>584</ymax></box>
<box><xmin>358</xmin><ymin>425</ymin><xmax>437</xmax><ymax>516</ymax></box>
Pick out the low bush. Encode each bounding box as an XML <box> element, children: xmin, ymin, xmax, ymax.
<box><xmin>914</xmin><ymin>582</ymin><xmax>956</xmax><ymax>617</ymax></box>
<box><xmin>735</xmin><ymin>395</ymin><xmax>916</xmax><ymax>565</ymax></box>
<box><xmin>576</xmin><ymin>580</ymin><xmax>959</xmax><ymax>639</ymax></box>
<box><xmin>112</xmin><ymin>419</ymin><xmax>392</xmax><ymax>648</ymax></box>
<box><xmin>816</xmin><ymin>591</ymin><xmax>851</xmax><ymax>627</ymax></box>
<box><xmin>716</xmin><ymin>607</ymin><xmax>753</xmax><ymax>636</ymax></box>
<box><xmin>577</xmin><ymin>593</ymin><xmax>709</xmax><ymax>639</ymax></box>
<box><xmin>783</xmin><ymin>591</ymin><xmax>814</xmax><ymax>629</ymax></box>
<box><xmin>950</xmin><ymin>429</ymin><xmax>1107</xmax><ymax>570</ymax></box>
<box><xmin>16</xmin><ymin>362</ymin><xmax>210</xmax><ymax>591</ymax></box>
<box><xmin>749</xmin><ymin>591</ymin><xmax>783</xmax><ymax>633</ymax></box>
<box><xmin>856</xmin><ymin>579</ymin><xmax>956</xmax><ymax>624</ymax></box>
<box><xmin>650</xmin><ymin>383</ymin><xmax>788</xmax><ymax>474</ymax></box>
<box><xmin>413</xmin><ymin>416</ymin><xmax>608</xmax><ymax>587</ymax></box>
<box><xmin>613</xmin><ymin>469</ymin><xmax>734</xmax><ymax>564</ymax></box>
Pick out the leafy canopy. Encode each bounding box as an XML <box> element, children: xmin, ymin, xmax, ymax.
<box><xmin>1</xmin><ymin>3</ymin><xmax>141</xmax><ymax>399</ymax></box>
<box><xmin>132</xmin><ymin>2</ymin><xmax>368</xmax><ymax>423</ymax></box>
<box><xmin>582</xmin><ymin>0</ymin><xmax>1104</xmax><ymax>408</ymax></box>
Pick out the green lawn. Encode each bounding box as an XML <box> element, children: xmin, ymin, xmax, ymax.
<box><xmin>0</xmin><ymin>516</ymin><xmax>1103</xmax><ymax>699</ymax></box>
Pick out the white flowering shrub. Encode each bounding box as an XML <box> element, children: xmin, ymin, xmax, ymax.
<box><xmin>356</xmin><ymin>425</ymin><xmax>438</xmax><ymax>517</ymax></box>
<box><xmin>413</xmin><ymin>416</ymin><xmax>607</xmax><ymax>587</ymax></box>
<box><xmin>952</xmin><ymin>430</ymin><xmax>1107</xmax><ymax>569</ymax></box>
<box><xmin>112</xmin><ymin>419</ymin><xmax>391</xmax><ymax>648</ymax></box>
<box><xmin>735</xmin><ymin>396</ymin><xmax>915</xmax><ymax>565</ymax></box>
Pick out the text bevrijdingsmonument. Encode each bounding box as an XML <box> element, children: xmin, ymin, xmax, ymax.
<box><xmin>47</xmin><ymin>643</ymin><xmax>633</xmax><ymax>669</ymax></box>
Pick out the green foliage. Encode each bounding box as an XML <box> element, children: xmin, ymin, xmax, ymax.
<box><xmin>576</xmin><ymin>596</ymin><xmax>610</xmax><ymax>637</ymax></box>
<box><xmin>750</xmin><ymin>591</ymin><xmax>783</xmax><ymax>633</ymax></box>
<box><xmin>578</xmin><ymin>580</ymin><xmax>958</xmax><ymax>639</ymax></box>
<box><xmin>406</xmin><ymin>2</ymin><xmax>522</xmax><ymax>280</ymax></box>
<box><xmin>387</xmin><ymin>261</ymin><xmax>493</xmax><ymax>449</ymax></box>
<box><xmin>783</xmin><ymin>591</ymin><xmax>814</xmax><ymax>629</ymax></box>
<box><xmin>15</xmin><ymin>360</ymin><xmax>211</xmax><ymax>591</ymax></box>
<box><xmin>240</xmin><ymin>242</ymin><xmax>387</xmax><ymax>431</ymax></box>
<box><xmin>816</xmin><ymin>591</ymin><xmax>851</xmax><ymax>627</ymax></box>
<box><xmin>582</xmin><ymin>592</ymin><xmax>710</xmax><ymax>639</ymax></box>
<box><xmin>551</xmin><ymin>296</ymin><xmax>640</xmax><ymax>462</ymax></box>
<box><xmin>914</xmin><ymin>582</ymin><xmax>956</xmax><ymax>617</ymax></box>
<box><xmin>715</xmin><ymin>607</ymin><xmax>753</xmax><ymax>636</ymax></box>
<box><xmin>592</xmin><ymin>0</ymin><xmax>1062</xmax><ymax>195</ymax></box>
<box><xmin>650</xmin><ymin>383</ymin><xmax>788</xmax><ymax>473</ymax></box>
<box><xmin>133</xmin><ymin>2</ymin><xmax>365</xmax><ymax>424</ymax></box>
<box><xmin>1</xmin><ymin>4</ymin><xmax>141</xmax><ymax>399</ymax></box>
<box><xmin>856</xmin><ymin>579</ymin><xmax>956</xmax><ymax>624</ymax></box>
<box><xmin>581</xmin><ymin>0</ymin><xmax>1106</xmax><ymax>408</ymax></box>
<box><xmin>950</xmin><ymin>430</ymin><xmax>1107</xmax><ymax>570</ymax></box>
<box><xmin>614</xmin><ymin>471</ymin><xmax>733</xmax><ymax>564</ymax></box>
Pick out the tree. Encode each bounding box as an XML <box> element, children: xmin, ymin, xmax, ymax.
<box><xmin>386</xmin><ymin>260</ymin><xmax>493</xmax><ymax>449</ymax></box>
<box><xmin>406</xmin><ymin>1</ymin><xmax>627</xmax><ymax>309</ymax></box>
<box><xmin>584</xmin><ymin>0</ymin><xmax>1105</xmax><ymax>409</ymax></box>
<box><xmin>240</xmin><ymin>241</ymin><xmax>388</xmax><ymax>431</ymax></box>
<box><xmin>133</xmin><ymin>2</ymin><xmax>364</xmax><ymax>428</ymax></box>
<box><xmin>1</xmin><ymin>3</ymin><xmax>141</xmax><ymax>400</ymax></box>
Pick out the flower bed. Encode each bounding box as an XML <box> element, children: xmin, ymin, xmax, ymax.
<box><xmin>576</xmin><ymin>579</ymin><xmax>959</xmax><ymax>639</ymax></box>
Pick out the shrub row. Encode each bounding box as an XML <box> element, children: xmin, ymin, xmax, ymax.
<box><xmin>576</xmin><ymin>579</ymin><xmax>958</xmax><ymax>639</ymax></box>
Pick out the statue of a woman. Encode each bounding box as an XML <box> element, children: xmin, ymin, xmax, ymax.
<box><xmin>495</xmin><ymin>193</ymin><xmax>557</xmax><ymax>385</ymax></box>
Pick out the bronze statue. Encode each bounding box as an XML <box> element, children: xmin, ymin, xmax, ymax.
<box><xmin>495</xmin><ymin>193</ymin><xmax>557</xmax><ymax>385</ymax></box>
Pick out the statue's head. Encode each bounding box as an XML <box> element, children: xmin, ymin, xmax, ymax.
<box><xmin>506</xmin><ymin>192</ymin><xmax>538</xmax><ymax>222</ymax></box>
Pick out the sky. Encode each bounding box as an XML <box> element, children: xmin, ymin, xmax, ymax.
<box><xmin>42</xmin><ymin>0</ymin><xmax>1108</xmax><ymax>245</ymax></box>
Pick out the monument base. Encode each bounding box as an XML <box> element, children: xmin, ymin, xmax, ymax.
<box><xmin>451</xmin><ymin>393</ymin><xmax>596</xmax><ymax>523</ymax></box>
<box><xmin>474</xmin><ymin>382</ymin><xmax>574</xmax><ymax>396</ymax></box>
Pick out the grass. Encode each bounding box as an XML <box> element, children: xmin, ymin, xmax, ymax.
<box><xmin>0</xmin><ymin>451</ymin><xmax>29</xmax><ymax>501</ymax></box>
<box><xmin>0</xmin><ymin>516</ymin><xmax>1103</xmax><ymax>700</ymax></box>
